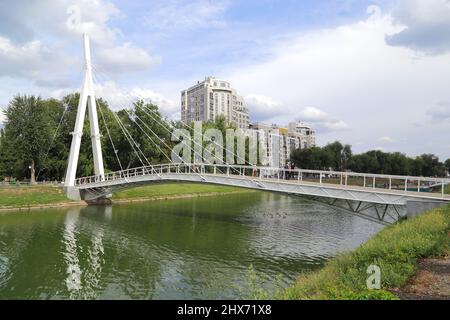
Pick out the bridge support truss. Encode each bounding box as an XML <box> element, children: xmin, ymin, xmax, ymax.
<box><xmin>299</xmin><ymin>195</ymin><xmax>406</xmax><ymax>225</ymax></box>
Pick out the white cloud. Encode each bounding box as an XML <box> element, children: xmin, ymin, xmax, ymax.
<box><xmin>386</xmin><ymin>0</ymin><xmax>450</xmax><ymax>54</ymax></box>
<box><xmin>0</xmin><ymin>36</ymin><xmax>76</xmax><ymax>82</ymax></box>
<box><xmin>144</xmin><ymin>0</ymin><xmax>230</xmax><ymax>31</ymax></box>
<box><xmin>324</xmin><ymin>120</ymin><xmax>349</xmax><ymax>131</ymax></box>
<box><xmin>96</xmin><ymin>43</ymin><xmax>161</xmax><ymax>74</ymax></box>
<box><xmin>295</xmin><ymin>107</ymin><xmax>348</xmax><ymax>132</ymax></box>
<box><xmin>301</xmin><ymin>106</ymin><xmax>329</xmax><ymax>121</ymax></box>
<box><xmin>378</xmin><ymin>136</ymin><xmax>394</xmax><ymax>143</ymax></box>
<box><xmin>244</xmin><ymin>94</ymin><xmax>281</xmax><ymax>121</ymax></box>
<box><xmin>225</xmin><ymin>8</ymin><xmax>450</xmax><ymax>158</ymax></box>
<box><xmin>93</xmin><ymin>81</ymin><xmax>178</xmax><ymax>118</ymax></box>
<box><xmin>0</xmin><ymin>0</ymin><xmax>159</xmax><ymax>87</ymax></box>
<box><xmin>426</xmin><ymin>101</ymin><xmax>450</xmax><ymax>121</ymax></box>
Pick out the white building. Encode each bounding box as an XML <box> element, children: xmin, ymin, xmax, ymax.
<box><xmin>181</xmin><ymin>76</ymin><xmax>249</xmax><ymax>129</ymax></box>
<box><xmin>249</xmin><ymin>122</ymin><xmax>316</xmax><ymax>167</ymax></box>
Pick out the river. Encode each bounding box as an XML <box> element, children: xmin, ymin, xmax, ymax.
<box><xmin>0</xmin><ymin>191</ymin><xmax>383</xmax><ymax>299</ymax></box>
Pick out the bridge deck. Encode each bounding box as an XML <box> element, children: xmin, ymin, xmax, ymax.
<box><xmin>71</xmin><ymin>164</ymin><xmax>450</xmax><ymax>205</ymax></box>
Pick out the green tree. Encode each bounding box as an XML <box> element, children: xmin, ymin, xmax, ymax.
<box><xmin>418</xmin><ymin>154</ymin><xmax>445</xmax><ymax>177</ymax></box>
<box><xmin>2</xmin><ymin>95</ymin><xmax>55</xmax><ymax>183</ymax></box>
<box><xmin>445</xmin><ymin>159</ymin><xmax>450</xmax><ymax>176</ymax></box>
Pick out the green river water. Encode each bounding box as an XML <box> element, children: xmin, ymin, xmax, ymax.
<box><xmin>0</xmin><ymin>191</ymin><xmax>383</xmax><ymax>299</ymax></box>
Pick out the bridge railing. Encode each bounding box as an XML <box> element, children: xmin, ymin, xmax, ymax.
<box><xmin>74</xmin><ymin>163</ymin><xmax>450</xmax><ymax>198</ymax></box>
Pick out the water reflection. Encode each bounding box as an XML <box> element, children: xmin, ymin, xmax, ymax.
<box><xmin>0</xmin><ymin>192</ymin><xmax>383</xmax><ymax>299</ymax></box>
<box><xmin>63</xmin><ymin>210</ymin><xmax>82</xmax><ymax>297</ymax></box>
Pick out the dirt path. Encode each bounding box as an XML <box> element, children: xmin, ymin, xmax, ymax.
<box><xmin>392</xmin><ymin>255</ymin><xmax>450</xmax><ymax>300</ymax></box>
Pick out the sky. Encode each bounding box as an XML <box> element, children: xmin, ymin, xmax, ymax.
<box><xmin>0</xmin><ymin>0</ymin><xmax>449</xmax><ymax>160</ymax></box>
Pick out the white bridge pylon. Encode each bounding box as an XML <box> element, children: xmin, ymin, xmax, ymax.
<box><xmin>65</xmin><ymin>34</ymin><xmax>105</xmax><ymax>192</ymax></box>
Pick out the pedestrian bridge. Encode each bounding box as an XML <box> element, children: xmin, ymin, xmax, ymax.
<box><xmin>62</xmin><ymin>35</ymin><xmax>450</xmax><ymax>225</ymax></box>
<box><xmin>67</xmin><ymin>163</ymin><xmax>450</xmax><ymax>225</ymax></box>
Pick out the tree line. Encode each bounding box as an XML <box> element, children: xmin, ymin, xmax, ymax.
<box><xmin>0</xmin><ymin>94</ymin><xmax>173</xmax><ymax>182</ymax></box>
<box><xmin>1</xmin><ymin>94</ymin><xmax>449</xmax><ymax>182</ymax></box>
<box><xmin>0</xmin><ymin>94</ymin><xmax>240</xmax><ymax>183</ymax></box>
<box><xmin>291</xmin><ymin>141</ymin><xmax>450</xmax><ymax>177</ymax></box>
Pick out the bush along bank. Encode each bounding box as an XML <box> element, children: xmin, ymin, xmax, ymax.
<box><xmin>279</xmin><ymin>204</ymin><xmax>450</xmax><ymax>300</ymax></box>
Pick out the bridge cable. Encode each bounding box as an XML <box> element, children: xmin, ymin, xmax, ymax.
<box><xmin>123</xmin><ymin>107</ymin><xmax>173</xmax><ymax>163</ymax></box>
<box><xmin>36</xmin><ymin>93</ymin><xmax>74</xmax><ymax>181</ymax></box>
<box><xmin>91</xmin><ymin>73</ymin><xmax>150</xmax><ymax>172</ymax></box>
<box><xmin>92</xmin><ymin>70</ymin><xmax>176</xmax><ymax>169</ymax></box>
<box><xmin>91</xmin><ymin>65</ymin><xmax>251</xmax><ymax>177</ymax></box>
<box><xmin>90</xmin><ymin>65</ymin><xmax>235</xmax><ymax>168</ymax></box>
<box><xmin>97</xmin><ymin>98</ymin><xmax>125</xmax><ymax>173</ymax></box>
<box><xmin>93</xmin><ymin>66</ymin><xmax>250</xmax><ymax>178</ymax></box>
<box><xmin>91</xmin><ymin>67</ymin><xmax>209</xmax><ymax>178</ymax></box>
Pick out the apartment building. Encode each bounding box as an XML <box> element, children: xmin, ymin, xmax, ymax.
<box><xmin>249</xmin><ymin>122</ymin><xmax>316</xmax><ymax>167</ymax></box>
<box><xmin>181</xmin><ymin>76</ymin><xmax>249</xmax><ymax>129</ymax></box>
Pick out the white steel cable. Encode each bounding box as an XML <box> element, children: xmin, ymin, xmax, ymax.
<box><xmin>91</xmin><ymin>65</ymin><xmax>256</xmax><ymax>178</ymax></box>
<box><xmin>96</xmin><ymin>97</ymin><xmax>124</xmax><ymax>172</ymax></box>
<box><xmin>36</xmin><ymin>93</ymin><xmax>74</xmax><ymax>181</ymax></box>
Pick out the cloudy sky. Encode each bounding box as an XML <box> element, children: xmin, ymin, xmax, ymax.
<box><xmin>0</xmin><ymin>0</ymin><xmax>449</xmax><ymax>159</ymax></box>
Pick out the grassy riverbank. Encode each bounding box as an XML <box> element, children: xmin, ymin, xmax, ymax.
<box><xmin>279</xmin><ymin>203</ymin><xmax>450</xmax><ymax>300</ymax></box>
<box><xmin>0</xmin><ymin>183</ymin><xmax>248</xmax><ymax>209</ymax></box>
<box><xmin>112</xmin><ymin>183</ymin><xmax>247</xmax><ymax>200</ymax></box>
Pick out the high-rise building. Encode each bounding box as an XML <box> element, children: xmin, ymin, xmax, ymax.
<box><xmin>181</xmin><ymin>76</ymin><xmax>249</xmax><ymax>129</ymax></box>
<box><xmin>249</xmin><ymin>122</ymin><xmax>316</xmax><ymax>167</ymax></box>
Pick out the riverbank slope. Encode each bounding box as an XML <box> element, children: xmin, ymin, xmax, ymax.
<box><xmin>279</xmin><ymin>203</ymin><xmax>450</xmax><ymax>300</ymax></box>
<box><xmin>0</xmin><ymin>183</ymin><xmax>252</xmax><ymax>211</ymax></box>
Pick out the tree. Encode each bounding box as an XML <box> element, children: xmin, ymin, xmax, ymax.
<box><xmin>445</xmin><ymin>159</ymin><xmax>450</xmax><ymax>176</ymax></box>
<box><xmin>418</xmin><ymin>154</ymin><xmax>445</xmax><ymax>177</ymax></box>
<box><xmin>341</xmin><ymin>144</ymin><xmax>352</xmax><ymax>170</ymax></box>
<box><xmin>2</xmin><ymin>95</ymin><xmax>55</xmax><ymax>183</ymax></box>
<box><xmin>291</xmin><ymin>146</ymin><xmax>327</xmax><ymax>170</ymax></box>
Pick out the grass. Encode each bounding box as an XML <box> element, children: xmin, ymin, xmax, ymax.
<box><xmin>0</xmin><ymin>183</ymin><xmax>248</xmax><ymax>208</ymax></box>
<box><xmin>277</xmin><ymin>204</ymin><xmax>450</xmax><ymax>300</ymax></box>
<box><xmin>112</xmin><ymin>183</ymin><xmax>249</xmax><ymax>200</ymax></box>
<box><xmin>0</xmin><ymin>184</ymin><xmax>70</xmax><ymax>207</ymax></box>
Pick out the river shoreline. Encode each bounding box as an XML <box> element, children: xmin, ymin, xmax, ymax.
<box><xmin>0</xmin><ymin>189</ymin><xmax>255</xmax><ymax>212</ymax></box>
<box><xmin>278</xmin><ymin>203</ymin><xmax>450</xmax><ymax>300</ymax></box>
